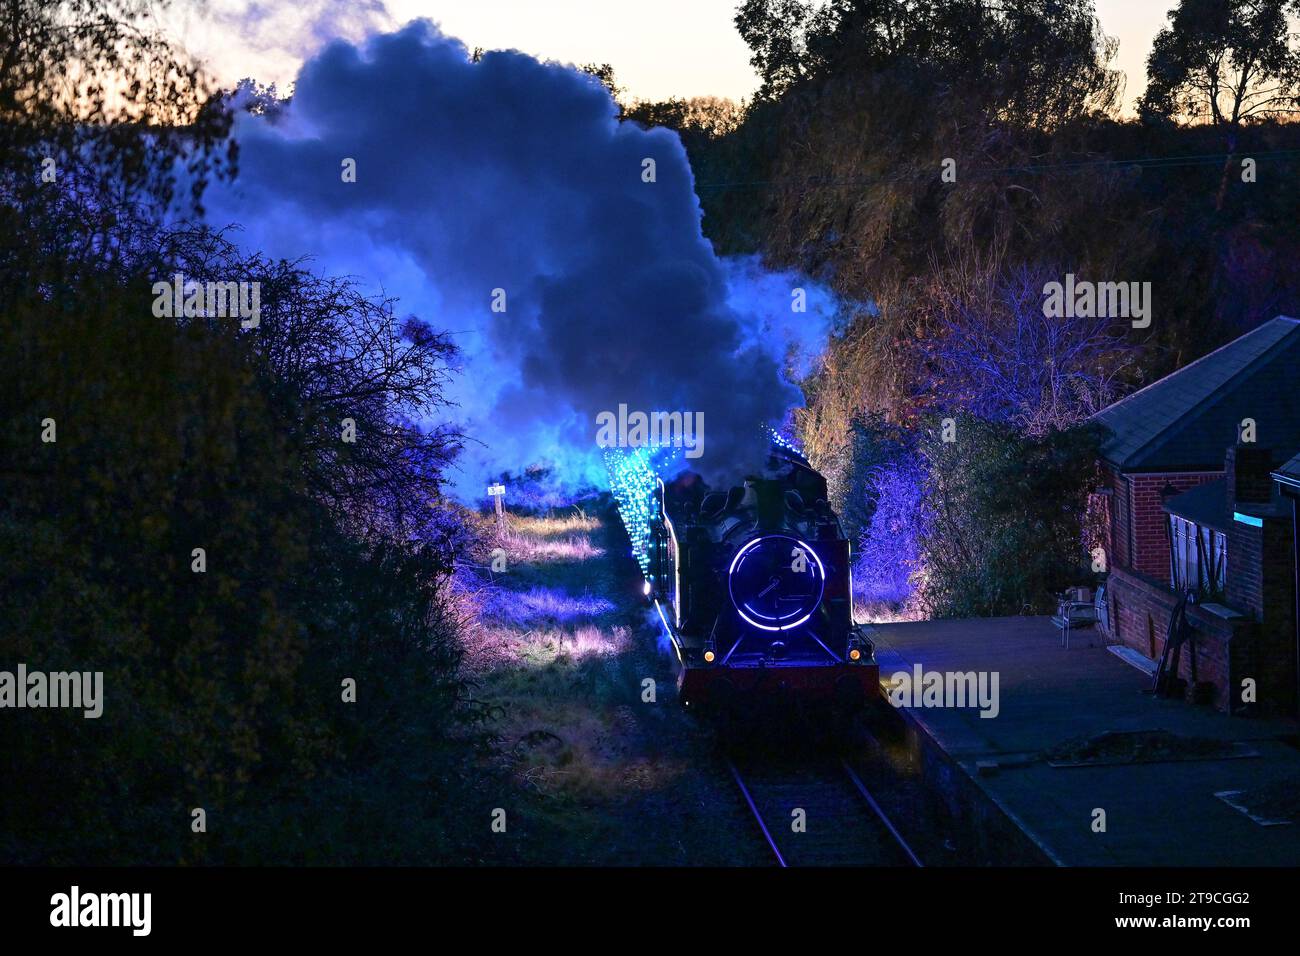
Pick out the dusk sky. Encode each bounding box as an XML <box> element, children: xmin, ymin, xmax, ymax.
<box><xmin>170</xmin><ymin>0</ymin><xmax>1172</xmax><ymax>111</ymax></box>
<box><xmin>160</xmin><ymin>0</ymin><xmax>1184</xmax><ymax>498</ymax></box>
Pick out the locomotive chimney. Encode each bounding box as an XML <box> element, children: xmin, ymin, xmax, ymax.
<box><xmin>750</xmin><ymin>478</ymin><xmax>784</xmax><ymax>530</ymax></box>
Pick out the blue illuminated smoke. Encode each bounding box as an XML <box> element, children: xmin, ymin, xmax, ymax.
<box><xmin>197</xmin><ymin>21</ymin><xmax>850</xmax><ymax>501</ymax></box>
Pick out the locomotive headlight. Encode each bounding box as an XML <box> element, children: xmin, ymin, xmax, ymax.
<box><xmin>847</xmin><ymin>631</ymin><xmax>870</xmax><ymax>664</ymax></box>
<box><xmin>727</xmin><ymin>534</ymin><xmax>825</xmax><ymax>632</ymax></box>
<box><xmin>703</xmin><ymin>650</ymin><xmax>715</xmax><ymax>663</ymax></box>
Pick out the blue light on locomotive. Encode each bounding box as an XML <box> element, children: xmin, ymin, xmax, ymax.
<box><xmin>727</xmin><ymin>534</ymin><xmax>826</xmax><ymax>632</ymax></box>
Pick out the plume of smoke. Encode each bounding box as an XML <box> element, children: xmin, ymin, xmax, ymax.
<box><xmin>200</xmin><ymin>19</ymin><xmax>846</xmax><ymax>498</ymax></box>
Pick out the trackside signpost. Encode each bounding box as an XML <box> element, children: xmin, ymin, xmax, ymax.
<box><xmin>488</xmin><ymin>483</ymin><xmax>506</xmax><ymax>530</ymax></box>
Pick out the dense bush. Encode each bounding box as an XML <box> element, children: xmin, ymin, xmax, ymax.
<box><xmin>852</xmin><ymin>458</ymin><xmax>927</xmax><ymax>607</ymax></box>
<box><xmin>916</xmin><ymin>416</ymin><xmax>1103</xmax><ymax>618</ymax></box>
<box><xmin>0</xmin><ymin>231</ymin><xmax>491</xmax><ymax>863</ymax></box>
<box><xmin>840</xmin><ymin>415</ymin><xmax>1096</xmax><ymax>617</ymax></box>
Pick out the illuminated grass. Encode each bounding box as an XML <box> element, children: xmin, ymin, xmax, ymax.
<box><xmin>460</xmin><ymin>507</ymin><xmax>758</xmax><ymax>863</ymax></box>
<box><xmin>505</xmin><ymin>511</ymin><xmax>600</xmax><ymax>538</ymax></box>
<box><xmin>853</xmin><ymin>597</ymin><xmax>928</xmax><ymax>625</ymax></box>
<box><xmin>504</xmin><ymin>533</ymin><xmax>603</xmax><ymax>562</ymax></box>
<box><xmin>462</xmin><ymin>514</ymin><xmax>654</xmax><ymax>794</ymax></box>
<box><xmin>481</xmin><ymin>586</ymin><xmax>617</xmax><ymax>628</ymax></box>
<box><xmin>494</xmin><ymin>516</ymin><xmax>604</xmax><ymax>563</ymax></box>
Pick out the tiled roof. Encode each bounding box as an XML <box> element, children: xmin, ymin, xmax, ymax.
<box><xmin>1162</xmin><ymin>479</ymin><xmax>1229</xmax><ymax>531</ymax></box>
<box><xmin>1094</xmin><ymin>316</ymin><xmax>1300</xmax><ymax>471</ymax></box>
<box><xmin>1274</xmin><ymin>450</ymin><xmax>1300</xmax><ymax>490</ymax></box>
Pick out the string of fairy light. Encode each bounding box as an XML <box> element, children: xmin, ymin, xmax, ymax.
<box><xmin>766</xmin><ymin>425</ymin><xmax>804</xmax><ymax>458</ymax></box>
<box><xmin>603</xmin><ymin>427</ymin><xmax>804</xmax><ymax>573</ymax></box>
<box><xmin>603</xmin><ymin>445</ymin><xmax>680</xmax><ymax>573</ymax></box>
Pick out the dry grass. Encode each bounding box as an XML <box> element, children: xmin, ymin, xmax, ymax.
<box><xmin>506</xmin><ymin>510</ymin><xmax>599</xmax><ymax>537</ymax></box>
<box><xmin>503</xmin><ymin>532</ymin><xmax>604</xmax><ymax>562</ymax></box>
<box><xmin>463</xmin><ymin>511</ymin><xmax>676</xmax><ymax>802</ymax></box>
<box><xmin>466</xmin><ymin>620</ymin><xmax>629</xmax><ymax>672</ymax></box>
<box><xmin>492</xmin><ymin>513</ymin><xmax>604</xmax><ymax>563</ymax></box>
<box><xmin>456</xmin><ymin>507</ymin><xmax>757</xmax><ymax>863</ymax></box>
<box><xmin>854</xmin><ymin>597</ymin><xmax>928</xmax><ymax>625</ymax></box>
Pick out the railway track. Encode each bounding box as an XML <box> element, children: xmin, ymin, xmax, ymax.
<box><xmin>726</xmin><ymin>754</ymin><xmax>923</xmax><ymax>867</ymax></box>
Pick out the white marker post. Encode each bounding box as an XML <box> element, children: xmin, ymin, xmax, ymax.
<box><xmin>488</xmin><ymin>483</ymin><xmax>506</xmax><ymax>531</ymax></box>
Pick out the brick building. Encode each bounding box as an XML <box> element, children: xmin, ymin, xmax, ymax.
<box><xmin>1273</xmin><ymin>452</ymin><xmax>1300</xmax><ymax>716</ymax></box>
<box><xmin>1091</xmin><ymin>316</ymin><xmax>1300</xmax><ymax>716</ymax></box>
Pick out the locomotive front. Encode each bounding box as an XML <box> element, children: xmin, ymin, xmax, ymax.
<box><xmin>646</xmin><ymin>448</ymin><xmax>877</xmax><ymax>710</ymax></box>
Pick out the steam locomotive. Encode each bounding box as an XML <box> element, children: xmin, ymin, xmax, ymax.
<box><xmin>644</xmin><ymin>442</ymin><xmax>877</xmax><ymax>710</ymax></box>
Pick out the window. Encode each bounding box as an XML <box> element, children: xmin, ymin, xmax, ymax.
<box><xmin>1201</xmin><ymin>525</ymin><xmax>1227</xmax><ymax>595</ymax></box>
<box><xmin>1169</xmin><ymin>515</ymin><xmax>1226</xmax><ymax>596</ymax></box>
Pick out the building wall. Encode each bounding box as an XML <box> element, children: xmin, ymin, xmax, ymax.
<box><xmin>1098</xmin><ymin>439</ymin><xmax>1297</xmax><ymax>717</ymax></box>
<box><xmin>1226</xmin><ymin>516</ymin><xmax>1297</xmax><ymax>714</ymax></box>
<box><xmin>1125</xmin><ymin>472</ymin><xmax>1221</xmax><ymax>578</ymax></box>
<box><xmin>1102</xmin><ymin>463</ymin><xmax>1128</xmax><ymax>570</ymax></box>
<box><xmin>1226</xmin><ymin>518</ymin><xmax>1264</xmax><ymax>618</ymax></box>
<box><xmin>1099</xmin><ymin>464</ymin><xmax>1219</xmax><ymax>579</ymax></box>
<box><xmin>1107</xmin><ymin>512</ymin><xmax>1296</xmax><ymax>716</ymax></box>
<box><xmin>1108</xmin><ymin>564</ymin><xmax>1239</xmax><ymax>712</ymax></box>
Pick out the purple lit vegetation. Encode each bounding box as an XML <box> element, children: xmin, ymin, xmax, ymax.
<box><xmin>853</xmin><ymin>457</ymin><xmax>928</xmax><ymax>614</ymax></box>
<box><xmin>483</xmin><ymin>585</ymin><xmax>617</xmax><ymax>627</ymax></box>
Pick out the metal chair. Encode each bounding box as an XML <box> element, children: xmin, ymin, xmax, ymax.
<box><xmin>1054</xmin><ymin>586</ymin><xmax>1098</xmax><ymax>648</ymax></box>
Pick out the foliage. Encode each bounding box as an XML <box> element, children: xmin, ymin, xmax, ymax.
<box><xmin>155</xmin><ymin>227</ymin><xmax>466</xmax><ymax>544</ymax></box>
<box><xmin>622</xmin><ymin>93</ymin><xmax>775</xmax><ymax>253</ymax></box>
<box><xmin>0</xmin><ymin>261</ymin><xmax>484</xmax><ymax>863</ymax></box>
<box><xmin>0</xmin><ymin>0</ymin><xmax>484</xmax><ymax>864</ymax></box>
<box><xmin>916</xmin><ymin>417</ymin><xmax>1103</xmax><ymax>618</ymax></box>
<box><xmin>581</xmin><ymin>62</ymin><xmax>623</xmax><ymax>101</ymax></box>
<box><xmin>626</xmin><ymin>1</ymin><xmax>1300</xmax><ymax>625</ymax></box>
<box><xmin>1141</xmin><ymin>0</ymin><xmax>1300</xmax><ymax>127</ymax></box>
<box><xmin>923</xmin><ymin>260</ymin><xmax>1140</xmax><ymax>435</ymax></box>
<box><xmin>841</xmin><ymin>414</ymin><xmax>1097</xmax><ymax>616</ymax></box>
<box><xmin>623</xmin><ymin>96</ymin><xmax>745</xmax><ymax>142</ymax></box>
<box><xmin>0</xmin><ymin>0</ymin><xmax>234</xmax><ymax>217</ymax></box>
<box><xmin>735</xmin><ymin>0</ymin><xmax>1122</xmax><ymax>124</ymax></box>
<box><xmin>844</xmin><ymin>418</ymin><xmax>927</xmax><ymax>605</ymax></box>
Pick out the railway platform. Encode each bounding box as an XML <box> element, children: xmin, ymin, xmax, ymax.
<box><xmin>870</xmin><ymin>616</ymin><xmax>1300</xmax><ymax>866</ymax></box>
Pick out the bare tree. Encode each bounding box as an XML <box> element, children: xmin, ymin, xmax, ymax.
<box><xmin>152</xmin><ymin>226</ymin><xmax>465</xmax><ymax>550</ymax></box>
<box><xmin>0</xmin><ymin>0</ymin><xmax>232</xmax><ymax>216</ymax></box>
<box><xmin>927</xmin><ymin>259</ymin><xmax>1140</xmax><ymax>435</ymax></box>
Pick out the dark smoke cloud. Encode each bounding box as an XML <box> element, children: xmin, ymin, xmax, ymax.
<box><xmin>203</xmin><ymin>20</ymin><xmax>841</xmax><ymax>497</ymax></box>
